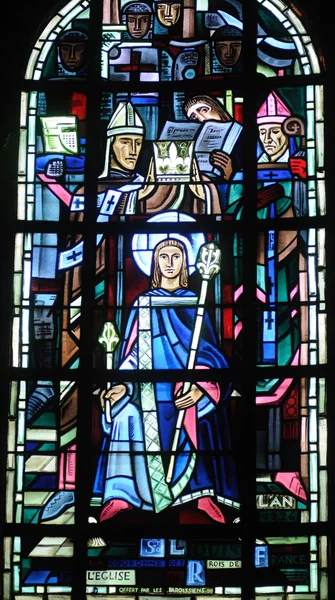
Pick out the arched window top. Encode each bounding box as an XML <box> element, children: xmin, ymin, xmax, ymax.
<box><xmin>25</xmin><ymin>0</ymin><xmax>90</xmax><ymax>80</ymax></box>
<box><xmin>25</xmin><ymin>0</ymin><xmax>324</xmax><ymax>81</ymax></box>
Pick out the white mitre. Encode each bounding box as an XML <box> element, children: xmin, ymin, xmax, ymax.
<box><xmin>100</xmin><ymin>102</ymin><xmax>145</xmax><ymax>177</ymax></box>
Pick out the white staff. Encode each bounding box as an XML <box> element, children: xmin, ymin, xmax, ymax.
<box><xmin>98</xmin><ymin>321</ymin><xmax>120</xmax><ymax>423</ymax></box>
<box><xmin>166</xmin><ymin>242</ymin><xmax>222</xmax><ymax>483</ymax></box>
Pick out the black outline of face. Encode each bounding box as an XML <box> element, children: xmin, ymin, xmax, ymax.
<box><xmin>58</xmin><ymin>41</ymin><xmax>86</xmax><ymax>71</ymax></box>
<box><xmin>126</xmin><ymin>13</ymin><xmax>151</xmax><ymax>38</ymax></box>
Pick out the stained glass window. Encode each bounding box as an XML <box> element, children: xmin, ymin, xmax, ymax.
<box><xmin>1</xmin><ymin>0</ymin><xmax>331</xmax><ymax>599</ymax></box>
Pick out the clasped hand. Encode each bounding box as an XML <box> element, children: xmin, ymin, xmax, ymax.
<box><xmin>100</xmin><ymin>384</ymin><xmax>127</xmax><ymax>411</ymax></box>
<box><xmin>174</xmin><ymin>384</ymin><xmax>204</xmax><ymax>410</ymax></box>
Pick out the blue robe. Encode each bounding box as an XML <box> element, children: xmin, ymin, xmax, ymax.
<box><xmin>93</xmin><ymin>288</ymin><xmax>239</xmax><ymax>512</ymax></box>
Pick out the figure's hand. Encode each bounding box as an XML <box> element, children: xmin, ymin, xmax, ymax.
<box><xmin>289</xmin><ymin>157</ymin><xmax>307</xmax><ymax>179</ymax></box>
<box><xmin>210</xmin><ymin>151</ymin><xmax>233</xmax><ymax>180</ymax></box>
<box><xmin>100</xmin><ymin>384</ymin><xmax>127</xmax><ymax>411</ymax></box>
<box><xmin>174</xmin><ymin>384</ymin><xmax>204</xmax><ymax>410</ymax></box>
<box><xmin>257</xmin><ymin>182</ymin><xmax>285</xmax><ymax>209</ymax></box>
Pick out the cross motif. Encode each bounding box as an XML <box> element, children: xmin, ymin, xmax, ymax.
<box><xmin>266</xmin><ymin>275</ymin><xmax>275</xmax><ymax>296</ymax></box>
<box><xmin>72</xmin><ymin>197</ymin><xmax>83</xmax><ymax>209</ymax></box>
<box><xmin>66</xmin><ymin>249</ymin><xmax>82</xmax><ymax>262</ymax></box>
<box><xmin>265</xmin><ymin>311</ymin><xmax>275</xmax><ymax>330</ymax></box>
<box><xmin>263</xmin><ymin>171</ymin><xmax>278</xmax><ymax>180</ymax></box>
<box><xmin>105</xmin><ymin>196</ymin><xmax>116</xmax><ymax>211</ymax></box>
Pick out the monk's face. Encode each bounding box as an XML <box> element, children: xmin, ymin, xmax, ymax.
<box><xmin>158</xmin><ymin>246</ymin><xmax>183</xmax><ymax>280</ymax></box>
<box><xmin>126</xmin><ymin>13</ymin><xmax>151</xmax><ymax>38</ymax></box>
<box><xmin>59</xmin><ymin>42</ymin><xmax>85</xmax><ymax>71</ymax></box>
<box><xmin>112</xmin><ymin>135</ymin><xmax>143</xmax><ymax>171</ymax></box>
<box><xmin>156</xmin><ymin>2</ymin><xmax>181</xmax><ymax>27</ymax></box>
<box><xmin>215</xmin><ymin>40</ymin><xmax>242</xmax><ymax>68</ymax></box>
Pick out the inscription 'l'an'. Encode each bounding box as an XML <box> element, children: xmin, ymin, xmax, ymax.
<box><xmin>256</xmin><ymin>494</ymin><xmax>297</xmax><ymax>509</ymax></box>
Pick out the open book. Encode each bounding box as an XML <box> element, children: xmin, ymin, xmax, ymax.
<box><xmin>159</xmin><ymin>119</ymin><xmax>243</xmax><ymax>175</ymax></box>
<box><xmin>40</xmin><ymin>116</ymin><xmax>79</xmax><ymax>155</ymax></box>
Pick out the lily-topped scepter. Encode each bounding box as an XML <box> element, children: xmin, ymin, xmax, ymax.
<box><xmin>98</xmin><ymin>321</ymin><xmax>120</xmax><ymax>423</ymax></box>
<box><xmin>166</xmin><ymin>242</ymin><xmax>221</xmax><ymax>483</ymax></box>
